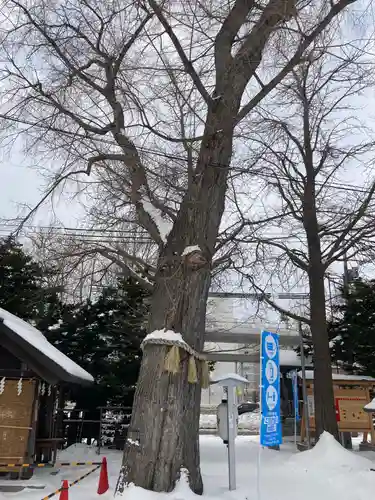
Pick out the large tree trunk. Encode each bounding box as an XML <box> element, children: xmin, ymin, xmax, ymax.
<box><xmin>301</xmin><ymin>85</ymin><xmax>339</xmax><ymax>442</ymax></box>
<box><xmin>303</xmin><ymin>166</ymin><xmax>338</xmax><ymax>441</ymax></box>
<box><xmin>118</xmin><ymin>104</ymin><xmax>237</xmax><ymax>494</ymax></box>
<box><xmin>308</xmin><ymin>262</ymin><xmax>339</xmax><ymax>440</ymax></box>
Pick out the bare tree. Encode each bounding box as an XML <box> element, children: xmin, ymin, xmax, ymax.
<box><xmin>29</xmin><ymin>224</ymin><xmax>157</xmax><ymax>299</ymax></box>
<box><xmin>0</xmin><ymin>0</ymin><xmax>363</xmax><ymax>492</ymax></box>
<box><xmin>233</xmin><ymin>32</ymin><xmax>375</xmax><ymax>439</ymax></box>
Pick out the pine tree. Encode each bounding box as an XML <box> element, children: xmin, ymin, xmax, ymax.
<box><xmin>0</xmin><ymin>238</ymin><xmax>149</xmax><ymax>429</ymax></box>
<box><xmin>45</xmin><ymin>277</ymin><xmax>149</xmax><ymax>409</ymax></box>
<box><xmin>0</xmin><ymin>238</ymin><xmax>149</xmax><ymax>410</ymax></box>
<box><xmin>329</xmin><ymin>279</ymin><xmax>375</xmax><ymax>376</ymax></box>
<box><xmin>0</xmin><ymin>237</ymin><xmax>62</xmax><ymax>323</ymax></box>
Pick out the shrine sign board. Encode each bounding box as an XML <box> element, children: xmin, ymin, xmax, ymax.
<box><xmin>307</xmin><ymin>387</ymin><xmax>371</xmax><ymax>432</ymax></box>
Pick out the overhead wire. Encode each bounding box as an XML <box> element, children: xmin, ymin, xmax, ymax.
<box><xmin>51</xmin><ymin>137</ymin><xmax>374</xmax><ymax>196</ymax></box>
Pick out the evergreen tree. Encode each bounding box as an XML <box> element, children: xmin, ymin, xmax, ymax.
<box><xmin>45</xmin><ymin>277</ymin><xmax>150</xmax><ymax>409</ymax></box>
<box><xmin>0</xmin><ymin>237</ymin><xmax>62</xmax><ymax>323</ymax></box>
<box><xmin>0</xmin><ymin>238</ymin><xmax>149</xmax><ymax>410</ymax></box>
<box><xmin>328</xmin><ymin>279</ymin><xmax>375</xmax><ymax>376</ymax></box>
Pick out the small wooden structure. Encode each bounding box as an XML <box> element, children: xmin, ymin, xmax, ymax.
<box><xmin>0</xmin><ymin>307</ymin><xmax>93</xmax><ymax>474</ymax></box>
<box><xmin>299</xmin><ymin>371</ymin><xmax>375</xmax><ymax>445</ymax></box>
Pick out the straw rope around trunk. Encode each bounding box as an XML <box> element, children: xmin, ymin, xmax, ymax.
<box><xmin>141</xmin><ymin>336</ymin><xmax>210</xmax><ymax>388</ymax></box>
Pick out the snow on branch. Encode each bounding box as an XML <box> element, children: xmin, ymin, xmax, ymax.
<box><xmin>140</xmin><ymin>197</ymin><xmax>173</xmax><ymax>244</ymax></box>
<box><xmin>181</xmin><ymin>245</ymin><xmax>201</xmax><ymax>257</ymax></box>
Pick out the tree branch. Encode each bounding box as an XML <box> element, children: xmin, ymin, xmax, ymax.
<box><xmin>148</xmin><ymin>0</ymin><xmax>211</xmax><ymax>104</ymax></box>
<box><xmin>235</xmin><ymin>266</ymin><xmax>311</xmax><ymax>325</ymax></box>
<box><xmin>236</xmin><ymin>0</ymin><xmax>358</xmax><ymax>122</ymax></box>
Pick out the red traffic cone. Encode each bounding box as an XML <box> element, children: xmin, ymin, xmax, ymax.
<box><xmin>97</xmin><ymin>457</ymin><xmax>109</xmax><ymax>495</ymax></box>
<box><xmin>60</xmin><ymin>480</ymin><xmax>69</xmax><ymax>500</ymax></box>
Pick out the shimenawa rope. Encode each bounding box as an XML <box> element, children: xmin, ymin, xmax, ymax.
<box><xmin>141</xmin><ymin>335</ymin><xmax>210</xmax><ymax>388</ymax></box>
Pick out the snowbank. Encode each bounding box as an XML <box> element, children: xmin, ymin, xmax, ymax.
<box><xmin>199</xmin><ymin>411</ymin><xmax>260</xmax><ymax>431</ymax></box>
<box><xmin>58</xmin><ymin>443</ymin><xmax>99</xmax><ymax>462</ymax></box>
<box><xmin>288</xmin><ymin>432</ymin><xmax>372</xmax><ymax>471</ymax></box>
<box><xmin>2</xmin><ymin>435</ymin><xmax>375</xmax><ymax>500</ymax></box>
<box><xmin>122</xmin><ymin>470</ymin><xmax>198</xmax><ymax>500</ymax></box>
<box><xmin>364</xmin><ymin>397</ymin><xmax>375</xmax><ymax>411</ymax></box>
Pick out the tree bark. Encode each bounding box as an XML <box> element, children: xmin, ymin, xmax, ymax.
<box><xmin>308</xmin><ymin>261</ymin><xmax>339</xmax><ymax>440</ymax></box>
<box><xmin>116</xmin><ymin>0</ymin><xmax>355</xmax><ymax>491</ymax></box>
<box><xmin>299</xmin><ymin>73</ymin><xmax>339</xmax><ymax>441</ymax></box>
<box><xmin>118</xmin><ymin>104</ymin><xmax>236</xmax><ymax>494</ymax></box>
<box><xmin>303</xmin><ymin>161</ymin><xmax>339</xmax><ymax>441</ymax></box>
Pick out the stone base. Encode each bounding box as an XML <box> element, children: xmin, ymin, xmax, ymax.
<box><xmin>359</xmin><ymin>442</ymin><xmax>375</xmax><ymax>452</ymax></box>
<box><xmin>297</xmin><ymin>441</ymin><xmax>314</xmax><ymax>452</ymax></box>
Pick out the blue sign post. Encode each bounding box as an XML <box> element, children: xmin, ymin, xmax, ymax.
<box><xmin>291</xmin><ymin>370</ymin><xmax>300</xmax><ymax>422</ymax></box>
<box><xmin>260</xmin><ymin>331</ymin><xmax>282</xmax><ymax>447</ymax></box>
<box><xmin>290</xmin><ymin>369</ymin><xmax>300</xmax><ymax>447</ymax></box>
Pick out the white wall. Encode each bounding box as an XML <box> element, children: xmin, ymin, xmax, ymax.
<box><xmin>203</xmin><ymin>297</ymin><xmax>236</xmax><ymax>405</ymax></box>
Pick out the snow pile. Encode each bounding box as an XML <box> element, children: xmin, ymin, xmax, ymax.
<box><xmin>199</xmin><ymin>410</ymin><xmax>260</xmax><ymax>431</ymax></box>
<box><xmin>2</xmin><ymin>435</ymin><xmax>375</xmax><ymax>500</ymax></box>
<box><xmin>238</xmin><ymin>410</ymin><xmax>260</xmax><ymax>430</ymax></box>
<box><xmin>364</xmin><ymin>397</ymin><xmax>375</xmax><ymax>411</ymax></box>
<box><xmin>58</xmin><ymin>443</ymin><xmax>99</xmax><ymax>462</ymax></box>
<box><xmin>199</xmin><ymin>413</ymin><xmax>218</xmax><ymax>429</ymax></box>
<box><xmin>288</xmin><ymin>432</ymin><xmax>372</xmax><ymax>472</ymax></box>
<box><xmin>122</xmin><ymin>469</ymin><xmax>198</xmax><ymax>500</ymax></box>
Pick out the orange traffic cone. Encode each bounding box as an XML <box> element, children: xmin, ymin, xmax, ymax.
<box><xmin>60</xmin><ymin>480</ymin><xmax>69</xmax><ymax>500</ymax></box>
<box><xmin>97</xmin><ymin>457</ymin><xmax>109</xmax><ymax>495</ymax></box>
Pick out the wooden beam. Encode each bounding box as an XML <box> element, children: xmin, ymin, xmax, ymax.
<box><xmin>205</xmin><ymin>325</ymin><xmax>300</xmax><ymax>346</ymax></box>
<box><xmin>204</xmin><ymin>352</ymin><xmax>259</xmax><ymax>363</ymax></box>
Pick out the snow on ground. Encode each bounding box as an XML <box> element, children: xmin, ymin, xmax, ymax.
<box><xmin>200</xmin><ymin>411</ymin><xmax>260</xmax><ymax>432</ymax></box>
<box><xmin>287</xmin><ymin>432</ymin><xmax>372</xmax><ymax>471</ymax></box>
<box><xmin>1</xmin><ymin>434</ymin><xmax>375</xmax><ymax>500</ymax></box>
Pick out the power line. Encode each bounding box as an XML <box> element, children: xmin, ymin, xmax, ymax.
<box><xmin>74</xmin><ymin>140</ymin><xmax>374</xmax><ymax>196</ymax></box>
<box><xmin>10</xmin><ymin>118</ymin><xmax>372</xmax><ymax>196</ymax></box>
<box><xmin>0</xmin><ymin>222</ymin><xmax>372</xmax><ymax>246</ymax></box>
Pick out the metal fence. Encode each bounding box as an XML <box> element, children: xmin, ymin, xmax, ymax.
<box><xmin>55</xmin><ymin>406</ymin><xmax>132</xmax><ymax>450</ymax></box>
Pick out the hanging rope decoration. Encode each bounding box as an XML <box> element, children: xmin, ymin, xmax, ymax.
<box><xmin>17</xmin><ymin>378</ymin><xmax>23</xmax><ymax>396</ymax></box>
<box><xmin>0</xmin><ymin>378</ymin><xmax>5</xmax><ymax>395</ymax></box>
<box><xmin>141</xmin><ymin>335</ymin><xmax>210</xmax><ymax>389</ymax></box>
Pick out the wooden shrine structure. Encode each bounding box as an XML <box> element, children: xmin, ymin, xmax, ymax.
<box><xmin>0</xmin><ymin>307</ymin><xmax>93</xmax><ymax>476</ymax></box>
<box><xmin>300</xmin><ymin>371</ymin><xmax>375</xmax><ymax>445</ymax></box>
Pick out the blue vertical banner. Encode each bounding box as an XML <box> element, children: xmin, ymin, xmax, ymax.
<box><xmin>260</xmin><ymin>331</ymin><xmax>282</xmax><ymax>447</ymax></box>
<box><xmin>291</xmin><ymin>370</ymin><xmax>300</xmax><ymax>422</ymax></box>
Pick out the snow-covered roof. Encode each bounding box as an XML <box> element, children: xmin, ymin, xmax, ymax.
<box><xmin>205</xmin><ymin>322</ymin><xmax>300</xmax><ymax>346</ymax></box>
<box><xmin>210</xmin><ymin>372</ymin><xmax>249</xmax><ymax>385</ymax></box>
<box><xmin>280</xmin><ymin>349</ymin><xmax>313</xmax><ymax>367</ymax></box>
<box><xmin>299</xmin><ymin>370</ymin><xmax>375</xmax><ymax>383</ymax></box>
<box><xmin>0</xmin><ymin>307</ymin><xmax>94</xmax><ymax>385</ymax></box>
